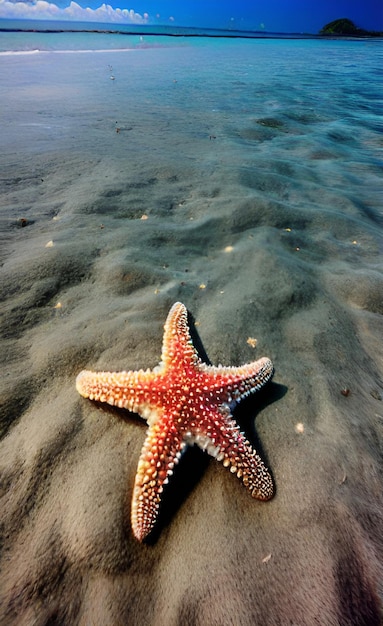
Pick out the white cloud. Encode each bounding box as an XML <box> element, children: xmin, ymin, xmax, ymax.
<box><xmin>0</xmin><ymin>0</ymin><xmax>148</xmax><ymax>23</ymax></box>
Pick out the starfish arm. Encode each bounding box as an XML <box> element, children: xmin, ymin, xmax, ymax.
<box><xmin>160</xmin><ymin>301</ymin><xmax>200</xmax><ymax>370</ymax></box>
<box><xmin>76</xmin><ymin>369</ymin><xmax>162</xmax><ymax>420</ymax></box>
<box><xmin>199</xmin><ymin>357</ymin><xmax>274</xmax><ymax>402</ymax></box>
<box><xmin>131</xmin><ymin>414</ymin><xmax>186</xmax><ymax>541</ymax></box>
<box><xmin>190</xmin><ymin>407</ymin><xmax>274</xmax><ymax>501</ymax></box>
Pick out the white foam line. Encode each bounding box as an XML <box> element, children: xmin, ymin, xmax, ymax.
<box><xmin>0</xmin><ymin>47</ymin><xmax>139</xmax><ymax>56</ymax></box>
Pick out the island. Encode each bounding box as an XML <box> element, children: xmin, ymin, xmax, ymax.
<box><xmin>319</xmin><ymin>18</ymin><xmax>382</xmax><ymax>37</ymax></box>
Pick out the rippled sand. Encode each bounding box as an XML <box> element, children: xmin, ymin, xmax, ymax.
<box><xmin>1</xmin><ymin>40</ymin><xmax>382</xmax><ymax>624</ymax></box>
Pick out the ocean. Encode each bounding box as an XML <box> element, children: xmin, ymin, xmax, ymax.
<box><xmin>1</xmin><ymin>23</ymin><xmax>383</xmax><ymax>625</ymax></box>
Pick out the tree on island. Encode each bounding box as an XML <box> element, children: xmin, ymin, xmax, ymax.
<box><xmin>320</xmin><ymin>18</ymin><xmax>360</xmax><ymax>35</ymax></box>
<box><xmin>320</xmin><ymin>18</ymin><xmax>381</xmax><ymax>36</ymax></box>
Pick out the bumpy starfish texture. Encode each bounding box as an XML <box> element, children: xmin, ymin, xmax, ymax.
<box><xmin>76</xmin><ymin>302</ymin><xmax>274</xmax><ymax>541</ymax></box>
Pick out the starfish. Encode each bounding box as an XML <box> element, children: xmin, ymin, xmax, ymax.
<box><xmin>76</xmin><ymin>302</ymin><xmax>274</xmax><ymax>541</ymax></box>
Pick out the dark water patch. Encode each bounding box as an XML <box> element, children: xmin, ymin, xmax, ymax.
<box><xmin>309</xmin><ymin>149</ymin><xmax>342</xmax><ymax>160</ymax></box>
<box><xmin>228</xmin><ymin>198</ymin><xmax>309</xmax><ymax>233</ymax></box>
<box><xmin>234</xmin><ymin>118</ymin><xmax>309</xmax><ymax>143</ymax></box>
<box><xmin>235</xmin><ymin>126</ymin><xmax>278</xmax><ymax>142</ymax></box>
<box><xmin>260</xmin><ymin>159</ymin><xmax>319</xmax><ymax>184</ymax></box>
<box><xmin>4</xmin><ymin>203</ymin><xmax>63</xmax><ymax>228</ymax></box>
<box><xmin>239</xmin><ymin>170</ymin><xmax>289</xmax><ymax>197</ymax></box>
<box><xmin>284</xmin><ymin>109</ymin><xmax>331</xmax><ymax>124</ymax></box>
<box><xmin>102</xmin><ymin>188</ymin><xmax>125</xmax><ymax>199</ymax></box>
<box><xmin>114</xmin><ymin>195</ymin><xmax>177</xmax><ymax>219</ymax></box>
<box><xmin>355</xmin><ymin>113</ymin><xmax>383</xmax><ymax>134</ymax></box>
<box><xmin>352</xmin><ymin>199</ymin><xmax>383</xmax><ymax>227</ymax></box>
<box><xmin>256</xmin><ymin>117</ymin><xmax>285</xmax><ymax>130</ymax></box>
<box><xmin>78</xmin><ymin>173</ymin><xmax>193</xmax><ymax>220</ymax></box>
<box><xmin>267</xmin><ymin>160</ymin><xmax>295</xmax><ymax>177</ymax></box>
<box><xmin>82</xmin><ymin>199</ymin><xmax>146</xmax><ymax>219</ymax></box>
<box><xmin>326</xmin><ymin>124</ymin><xmax>358</xmax><ymax>145</ymax></box>
<box><xmin>148</xmin><ymin>217</ymin><xmax>229</xmax><ymax>257</ymax></box>
<box><xmin>0</xmin><ymin>171</ymin><xmax>46</xmax><ymax>193</ymax></box>
<box><xmin>81</xmin><ymin>183</ymin><xmax>155</xmax><ymax>216</ymax></box>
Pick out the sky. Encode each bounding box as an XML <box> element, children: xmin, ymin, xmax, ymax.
<box><xmin>0</xmin><ymin>0</ymin><xmax>382</xmax><ymax>33</ymax></box>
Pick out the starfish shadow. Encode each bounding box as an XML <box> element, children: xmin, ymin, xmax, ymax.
<box><xmin>187</xmin><ymin>308</ymin><xmax>211</xmax><ymax>364</ymax></box>
<box><xmin>233</xmin><ymin>380</ymin><xmax>287</xmax><ymax>477</ymax></box>
<box><xmin>187</xmin><ymin>308</ymin><xmax>287</xmax><ymax>471</ymax></box>
<box><xmin>147</xmin><ymin>382</ymin><xmax>286</xmax><ymax>544</ymax></box>
<box><xmin>93</xmin><ymin>403</ymin><xmax>210</xmax><ymax>544</ymax></box>
<box><xmin>146</xmin><ymin>445</ymin><xmax>210</xmax><ymax>544</ymax></box>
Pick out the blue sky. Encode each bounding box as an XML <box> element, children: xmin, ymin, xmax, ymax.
<box><xmin>0</xmin><ymin>0</ymin><xmax>382</xmax><ymax>32</ymax></box>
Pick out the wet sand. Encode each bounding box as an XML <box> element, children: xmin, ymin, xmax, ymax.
<box><xmin>1</xmin><ymin>41</ymin><xmax>382</xmax><ymax>624</ymax></box>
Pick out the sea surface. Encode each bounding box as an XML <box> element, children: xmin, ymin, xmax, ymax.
<box><xmin>0</xmin><ymin>25</ymin><xmax>383</xmax><ymax>625</ymax></box>
<box><xmin>1</xmin><ymin>28</ymin><xmax>382</xmax><ymax>272</ymax></box>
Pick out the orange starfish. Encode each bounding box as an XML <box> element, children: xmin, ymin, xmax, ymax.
<box><xmin>76</xmin><ymin>302</ymin><xmax>274</xmax><ymax>541</ymax></box>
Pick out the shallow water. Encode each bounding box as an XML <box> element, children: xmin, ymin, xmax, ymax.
<box><xmin>1</xmin><ymin>38</ymin><xmax>382</xmax><ymax>323</ymax></box>
<box><xmin>0</xmin><ymin>35</ymin><xmax>382</xmax><ymax>625</ymax></box>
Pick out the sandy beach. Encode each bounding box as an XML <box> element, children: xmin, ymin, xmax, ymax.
<box><xmin>1</xmin><ymin>39</ymin><xmax>382</xmax><ymax>624</ymax></box>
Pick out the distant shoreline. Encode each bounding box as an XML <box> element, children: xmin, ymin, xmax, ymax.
<box><xmin>0</xmin><ymin>20</ymin><xmax>382</xmax><ymax>39</ymax></box>
<box><xmin>1</xmin><ymin>27</ymin><xmax>382</xmax><ymax>40</ymax></box>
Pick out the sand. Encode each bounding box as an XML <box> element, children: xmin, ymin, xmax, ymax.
<box><xmin>0</xmin><ymin>41</ymin><xmax>382</xmax><ymax>625</ymax></box>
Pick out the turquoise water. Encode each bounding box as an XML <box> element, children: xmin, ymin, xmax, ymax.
<box><xmin>1</xmin><ymin>34</ymin><xmax>382</xmax><ymax>187</ymax></box>
<box><xmin>1</xmin><ymin>35</ymin><xmax>382</xmax><ymax>296</ymax></box>
<box><xmin>1</xmin><ymin>32</ymin><xmax>382</xmax><ymax>341</ymax></box>
<box><xmin>0</xmin><ymin>25</ymin><xmax>179</xmax><ymax>52</ymax></box>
